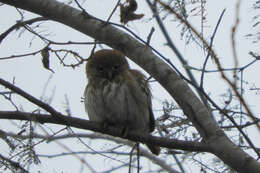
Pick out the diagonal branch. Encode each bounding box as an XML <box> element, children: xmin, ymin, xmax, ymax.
<box><xmin>0</xmin><ymin>17</ymin><xmax>47</xmax><ymax>43</ymax></box>
<box><xmin>0</xmin><ymin>78</ymin><xmax>60</xmax><ymax>116</ymax></box>
<box><xmin>0</xmin><ymin>153</ymin><xmax>29</xmax><ymax>173</ymax></box>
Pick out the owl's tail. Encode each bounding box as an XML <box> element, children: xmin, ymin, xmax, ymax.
<box><xmin>146</xmin><ymin>143</ymin><xmax>161</xmax><ymax>155</ymax></box>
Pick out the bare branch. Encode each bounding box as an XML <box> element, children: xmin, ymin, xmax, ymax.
<box><xmin>200</xmin><ymin>9</ymin><xmax>226</xmax><ymax>87</ymax></box>
<box><xmin>0</xmin><ymin>78</ymin><xmax>60</xmax><ymax>116</ymax></box>
<box><xmin>0</xmin><ymin>111</ymin><xmax>211</xmax><ymax>153</ymax></box>
<box><xmin>0</xmin><ymin>154</ymin><xmax>29</xmax><ymax>173</ymax></box>
<box><xmin>0</xmin><ymin>17</ymin><xmax>47</xmax><ymax>43</ymax></box>
<box><xmin>157</xmin><ymin>0</ymin><xmax>260</xmax><ymax>132</ymax></box>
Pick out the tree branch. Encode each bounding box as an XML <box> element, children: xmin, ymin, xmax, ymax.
<box><xmin>0</xmin><ymin>17</ymin><xmax>47</xmax><ymax>43</ymax></box>
<box><xmin>0</xmin><ymin>78</ymin><xmax>61</xmax><ymax>116</ymax></box>
<box><xmin>0</xmin><ymin>153</ymin><xmax>29</xmax><ymax>173</ymax></box>
<box><xmin>4</xmin><ymin>131</ymin><xmax>180</xmax><ymax>173</ymax></box>
<box><xmin>0</xmin><ymin>110</ymin><xmax>210</xmax><ymax>153</ymax></box>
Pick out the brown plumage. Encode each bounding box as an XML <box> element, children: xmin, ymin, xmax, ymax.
<box><xmin>84</xmin><ymin>49</ymin><xmax>160</xmax><ymax>155</ymax></box>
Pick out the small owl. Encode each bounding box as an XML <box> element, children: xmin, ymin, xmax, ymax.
<box><xmin>84</xmin><ymin>49</ymin><xmax>160</xmax><ymax>155</ymax></box>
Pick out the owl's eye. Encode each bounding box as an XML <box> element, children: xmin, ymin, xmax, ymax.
<box><xmin>113</xmin><ymin>65</ymin><xmax>119</xmax><ymax>70</ymax></box>
<box><xmin>98</xmin><ymin>66</ymin><xmax>104</xmax><ymax>72</ymax></box>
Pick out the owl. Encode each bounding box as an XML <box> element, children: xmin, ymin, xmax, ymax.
<box><xmin>84</xmin><ymin>49</ymin><xmax>160</xmax><ymax>155</ymax></box>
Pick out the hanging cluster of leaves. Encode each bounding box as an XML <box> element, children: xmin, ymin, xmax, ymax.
<box><xmin>41</xmin><ymin>46</ymin><xmax>54</xmax><ymax>73</ymax></box>
<box><xmin>120</xmin><ymin>0</ymin><xmax>144</xmax><ymax>24</ymax></box>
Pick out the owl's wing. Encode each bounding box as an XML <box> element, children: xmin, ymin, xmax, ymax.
<box><xmin>129</xmin><ymin>69</ymin><xmax>155</xmax><ymax>132</ymax></box>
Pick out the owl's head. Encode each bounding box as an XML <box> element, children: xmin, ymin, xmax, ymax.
<box><xmin>86</xmin><ymin>49</ymin><xmax>130</xmax><ymax>80</ymax></box>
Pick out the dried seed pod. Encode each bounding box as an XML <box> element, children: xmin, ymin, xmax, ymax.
<box><xmin>41</xmin><ymin>47</ymin><xmax>54</xmax><ymax>73</ymax></box>
<box><xmin>120</xmin><ymin>0</ymin><xmax>144</xmax><ymax>24</ymax></box>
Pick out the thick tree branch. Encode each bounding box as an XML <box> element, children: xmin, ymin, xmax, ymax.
<box><xmin>0</xmin><ymin>110</ymin><xmax>210</xmax><ymax>153</ymax></box>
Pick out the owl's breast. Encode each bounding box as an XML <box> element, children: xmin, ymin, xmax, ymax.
<box><xmin>102</xmin><ymin>81</ymin><xmax>128</xmax><ymax>124</ymax></box>
<box><xmin>85</xmin><ymin>78</ymin><xmax>150</xmax><ymax>132</ymax></box>
<box><xmin>102</xmin><ymin>80</ymin><xmax>150</xmax><ymax>132</ymax></box>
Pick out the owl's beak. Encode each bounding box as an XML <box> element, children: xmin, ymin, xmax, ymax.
<box><xmin>107</xmin><ymin>71</ymin><xmax>114</xmax><ymax>80</ymax></box>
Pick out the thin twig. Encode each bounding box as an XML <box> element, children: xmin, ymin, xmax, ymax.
<box><xmin>190</xmin><ymin>59</ymin><xmax>257</xmax><ymax>73</ymax></box>
<box><xmin>200</xmin><ymin>9</ymin><xmax>226</xmax><ymax>88</ymax></box>
<box><xmin>0</xmin><ymin>17</ymin><xmax>47</xmax><ymax>43</ymax></box>
<box><xmin>129</xmin><ymin>143</ymin><xmax>137</xmax><ymax>173</ymax></box>
<box><xmin>137</xmin><ymin>143</ymin><xmax>140</xmax><ymax>173</ymax></box>
<box><xmin>67</xmin><ymin>127</ymin><xmax>130</xmax><ymax>165</ymax></box>
<box><xmin>231</xmin><ymin>0</ymin><xmax>241</xmax><ymax>87</ymax></box>
<box><xmin>146</xmin><ymin>27</ymin><xmax>155</xmax><ymax>45</ymax></box>
<box><xmin>157</xmin><ymin>0</ymin><xmax>260</xmax><ymax>133</ymax></box>
<box><xmin>146</xmin><ymin>0</ymin><xmax>209</xmax><ymax>108</ymax></box>
<box><xmin>0</xmin><ymin>154</ymin><xmax>29</xmax><ymax>173</ymax></box>
<box><xmin>74</xmin><ymin>0</ymin><xmax>89</xmax><ymax>15</ymax></box>
<box><xmin>0</xmin><ymin>78</ymin><xmax>60</xmax><ymax>116</ymax></box>
<box><xmin>106</xmin><ymin>0</ymin><xmax>121</xmax><ymax>23</ymax></box>
<box><xmin>0</xmin><ymin>49</ymin><xmax>41</xmax><ymax>60</ymax></box>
